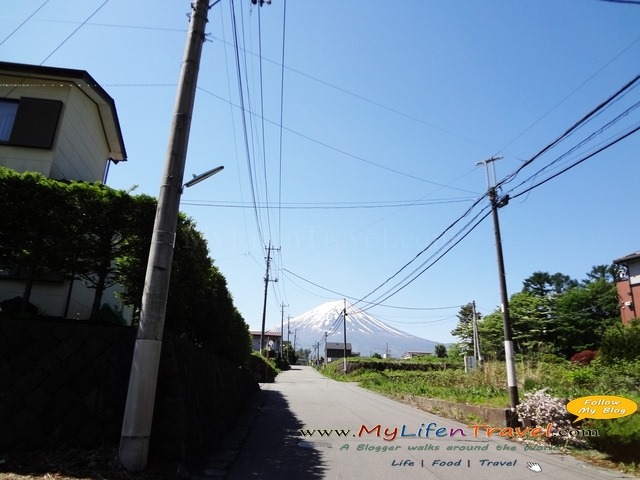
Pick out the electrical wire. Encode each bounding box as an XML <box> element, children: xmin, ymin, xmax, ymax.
<box><xmin>256</xmin><ymin>4</ymin><xmax>273</xmax><ymax>242</ymax></box>
<box><xmin>508</xmin><ymin>122</ymin><xmax>640</xmax><ymax>201</ymax></box>
<box><xmin>0</xmin><ymin>0</ymin><xmax>53</xmax><ymax>48</ymax></box>
<box><xmin>352</xmin><ymin>195</ymin><xmax>486</xmax><ymax>309</ymax></box>
<box><xmin>229</xmin><ymin>0</ymin><xmax>265</xmax><ymax>247</ymax></box>
<box><xmin>277</xmin><ymin>0</ymin><xmax>287</xmax><ymax>248</ymax></box>
<box><xmin>40</xmin><ymin>0</ymin><xmax>111</xmax><ymax>65</ymax></box>
<box><xmin>359</xmin><ymin>207</ymin><xmax>492</xmax><ymax>312</ymax></box>
<box><xmin>181</xmin><ymin>196</ymin><xmax>477</xmax><ymax>209</ymax></box>
<box><xmin>194</xmin><ymin>86</ymin><xmax>480</xmax><ymax>193</ymax></box>
<box><xmin>496</xmin><ymin>74</ymin><xmax>640</xmax><ymax>190</ymax></box>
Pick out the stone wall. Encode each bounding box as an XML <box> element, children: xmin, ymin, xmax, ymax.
<box><xmin>0</xmin><ymin>318</ymin><xmax>258</xmax><ymax>460</ymax></box>
<box><xmin>402</xmin><ymin>394</ymin><xmax>510</xmax><ymax>426</ymax></box>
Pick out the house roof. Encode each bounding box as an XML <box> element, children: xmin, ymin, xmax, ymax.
<box><xmin>250</xmin><ymin>330</ymin><xmax>281</xmax><ymax>337</ymax></box>
<box><xmin>326</xmin><ymin>342</ymin><xmax>352</xmax><ymax>350</ymax></box>
<box><xmin>0</xmin><ymin>61</ymin><xmax>127</xmax><ymax>162</ymax></box>
<box><xmin>613</xmin><ymin>251</ymin><xmax>640</xmax><ymax>265</ymax></box>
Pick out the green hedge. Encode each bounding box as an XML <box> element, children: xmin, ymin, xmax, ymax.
<box><xmin>346</xmin><ymin>360</ymin><xmax>458</xmax><ymax>373</ymax></box>
<box><xmin>247</xmin><ymin>352</ymin><xmax>279</xmax><ymax>383</ymax></box>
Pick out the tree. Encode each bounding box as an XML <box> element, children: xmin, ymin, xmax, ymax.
<box><xmin>477</xmin><ymin>310</ymin><xmax>505</xmax><ymax>360</ymax></box>
<box><xmin>509</xmin><ymin>291</ymin><xmax>556</xmax><ymax>355</ymax></box>
<box><xmin>583</xmin><ymin>264</ymin><xmax>618</xmax><ymax>285</ymax></box>
<box><xmin>553</xmin><ymin>278</ymin><xmax>619</xmax><ymax>357</ymax></box>
<box><xmin>522</xmin><ymin>271</ymin><xmax>578</xmax><ymax>297</ymax></box>
<box><xmin>283</xmin><ymin>344</ymin><xmax>298</xmax><ymax>365</ymax></box>
<box><xmin>434</xmin><ymin>344</ymin><xmax>447</xmax><ymax>358</ymax></box>
<box><xmin>451</xmin><ymin>302</ymin><xmax>480</xmax><ymax>354</ymax></box>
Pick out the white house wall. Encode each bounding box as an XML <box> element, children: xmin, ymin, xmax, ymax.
<box><xmin>52</xmin><ymin>86</ymin><xmax>110</xmax><ymax>182</ymax></box>
<box><xmin>0</xmin><ymin>75</ymin><xmax>66</xmax><ymax>177</ymax></box>
<box><xmin>628</xmin><ymin>262</ymin><xmax>640</xmax><ymax>286</ymax></box>
<box><xmin>0</xmin><ymin>75</ymin><xmax>108</xmax><ymax>183</ymax></box>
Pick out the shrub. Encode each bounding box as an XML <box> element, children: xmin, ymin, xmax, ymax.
<box><xmin>599</xmin><ymin>319</ymin><xmax>640</xmax><ymax>362</ymax></box>
<box><xmin>565</xmin><ymin>367</ymin><xmax>597</xmax><ymax>389</ymax></box>
<box><xmin>516</xmin><ymin>389</ymin><xmax>576</xmax><ymax>443</ymax></box>
<box><xmin>570</xmin><ymin>350</ymin><xmax>598</xmax><ymax>365</ymax></box>
<box><xmin>247</xmin><ymin>352</ymin><xmax>279</xmax><ymax>383</ymax></box>
<box><xmin>585</xmin><ymin>414</ymin><xmax>640</xmax><ymax>462</ymax></box>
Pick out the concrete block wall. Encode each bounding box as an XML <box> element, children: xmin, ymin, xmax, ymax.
<box><xmin>0</xmin><ymin>318</ymin><xmax>257</xmax><ymax>461</ymax></box>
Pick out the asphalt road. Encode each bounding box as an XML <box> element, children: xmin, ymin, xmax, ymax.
<box><xmin>225</xmin><ymin>366</ymin><xmax>633</xmax><ymax>480</ymax></box>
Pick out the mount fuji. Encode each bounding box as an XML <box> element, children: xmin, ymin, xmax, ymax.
<box><xmin>271</xmin><ymin>300</ymin><xmax>442</xmax><ymax>359</ymax></box>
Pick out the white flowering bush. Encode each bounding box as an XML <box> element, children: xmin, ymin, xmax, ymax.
<box><xmin>516</xmin><ymin>389</ymin><xmax>575</xmax><ymax>443</ymax></box>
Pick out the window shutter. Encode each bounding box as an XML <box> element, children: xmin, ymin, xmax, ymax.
<box><xmin>9</xmin><ymin>97</ymin><xmax>63</xmax><ymax>149</ymax></box>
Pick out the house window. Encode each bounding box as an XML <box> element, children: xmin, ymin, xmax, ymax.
<box><xmin>0</xmin><ymin>100</ymin><xmax>18</xmax><ymax>141</ymax></box>
<box><xmin>0</xmin><ymin>97</ymin><xmax>63</xmax><ymax>149</ymax></box>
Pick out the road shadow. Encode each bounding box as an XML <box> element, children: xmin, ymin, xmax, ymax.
<box><xmin>225</xmin><ymin>389</ymin><xmax>326</xmax><ymax>479</ymax></box>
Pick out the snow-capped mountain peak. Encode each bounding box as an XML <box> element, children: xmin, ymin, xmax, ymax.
<box><xmin>273</xmin><ymin>300</ymin><xmax>441</xmax><ymax>358</ymax></box>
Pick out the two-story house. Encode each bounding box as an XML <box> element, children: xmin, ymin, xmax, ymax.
<box><xmin>0</xmin><ymin>61</ymin><xmax>129</xmax><ymax>320</ymax></box>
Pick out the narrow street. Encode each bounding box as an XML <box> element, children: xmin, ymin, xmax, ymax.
<box><xmin>226</xmin><ymin>367</ymin><xmax>631</xmax><ymax>479</ymax></box>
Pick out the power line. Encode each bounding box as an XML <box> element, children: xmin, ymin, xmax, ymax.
<box><xmin>0</xmin><ymin>0</ymin><xmax>53</xmax><ymax>48</ymax></box>
<box><xmin>180</xmin><ymin>197</ymin><xmax>476</xmax><ymax>209</ymax></box>
<box><xmin>496</xmin><ymin>74</ymin><xmax>640</xmax><ymax>190</ymax></box>
<box><xmin>195</xmin><ymin>86</ymin><xmax>480</xmax><ymax>193</ymax></box>
<box><xmin>352</xmin><ymin>196</ymin><xmax>486</xmax><ymax>309</ymax></box>
<box><xmin>229</xmin><ymin>0</ymin><xmax>265</xmax><ymax>247</ymax></box>
<box><xmin>509</xmin><ymin>122</ymin><xmax>640</xmax><ymax>201</ymax></box>
<box><xmin>40</xmin><ymin>0</ymin><xmax>111</xmax><ymax>65</ymax></box>
<box><xmin>277</xmin><ymin>0</ymin><xmax>288</xmax><ymax>248</ymax></box>
<box><xmin>359</xmin><ymin>207</ymin><xmax>492</xmax><ymax>312</ymax></box>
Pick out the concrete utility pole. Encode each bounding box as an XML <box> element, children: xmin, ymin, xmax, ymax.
<box><xmin>280</xmin><ymin>303</ymin><xmax>288</xmax><ymax>357</ymax></box>
<box><xmin>472</xmin><ymin>300</ymin><xmax>482</xmax><ymax>364</ymax></box>
<box><xmin>324</xmin><ymin>331</ymin><xmax>328</xmax><ymax>365</ymax></box>
<box><xmin>287</xmin><ymin>315</ymin><xmax>291</xmax><ymax>346</ymax></box>
<box><xmin>259</xmin><ymin>242</ymin><xmax>279</xmax><ymax>353</ymax></box>
<box><xmin>476</xmin><ymin>156</ymin><xmax>519</xmax><ymax>423</ymax></box>
<box><xmin>119</xmin><ymin>0</ymin><xmax>210</xmax><ymax>471</ymax></box>
<box><xmin>342</xmin><ymin>299</ymin><xmax>348</xmax><ymax>373</ymax></box>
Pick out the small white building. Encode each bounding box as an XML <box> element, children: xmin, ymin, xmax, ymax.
<box><xmin>0</xmin><ymin>61</ymin><xmax>129</xmax><ymax>321</ymax></box>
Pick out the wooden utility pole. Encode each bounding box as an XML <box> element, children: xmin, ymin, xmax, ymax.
<box><xmin>119</xmin><ymin>0</ymin><xmax>210</xmax><ymax>471</ymax></box>
<box><xmin>259</xmin><ymin>242</ymin><xmax>279</xmax><ymax>353</ymax></box>
<box><xmin>280</xmin><ymin>303</ymin><xmax>288</xmax><ymax>357</ymax></box>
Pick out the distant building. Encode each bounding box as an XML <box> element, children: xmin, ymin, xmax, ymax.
<box><xmin>250</xmin><ymin>330</ymin><xmax>282</xmax><ymax>354</ymax></box>
<box><xmin>401</xmin><ymin>351</ymin><xmax>432</xmax><ymax>360</ymax></box>
<box><xmin>325</xmin><ymin>342</ymin><xmax>352</xmax><ymax>362</ymax></box>
<box><xmin>613</xmin><ymin>251</ymin><xmax>640</xmax><ymax>324</ymax></box>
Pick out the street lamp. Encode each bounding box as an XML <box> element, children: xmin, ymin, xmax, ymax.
<box><xmin>184</xmin><ymin>165</ymin><xmax>224</xmax><ymax>189</ymax></box>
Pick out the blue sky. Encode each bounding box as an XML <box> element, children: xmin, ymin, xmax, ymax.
<box><xmin>2</xmin><ymin>0</ymin><xmax>640</xmax><ymax>348</ymax></box>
